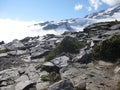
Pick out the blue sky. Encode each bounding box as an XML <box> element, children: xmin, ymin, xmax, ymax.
<box><xmin>1</xmin><ymin>0</ymin><xmax>118</xmax><ymax>21</ymax></box>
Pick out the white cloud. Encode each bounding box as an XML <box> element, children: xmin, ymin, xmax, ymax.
<box><xmin>89</xmin><ymin>0</ymin><xmax>102</xmax><ymax>10</ymax></box>
<box><xmin>0</xmin><ymin>18</ymin><xmax>59</xmax><ymax>43</ymax></box>
<box><xmin>87</xmin><ymin>7</ymin><xmax>92</xmax><ymax>11</ymax></box>
<box><xmin>74</xmin><ymin>4</ymin><xmax>83</xmax><ymax>11</ymax></box>
<box><xmin>101</xmin><ymin>0</ymin><xmax>120</xmax><ymax>6</ymax></box>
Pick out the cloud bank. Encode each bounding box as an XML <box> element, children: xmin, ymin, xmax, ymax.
<box><xmin>0</xmin><ymin>19</ymin><xmax>59</xmax><ymax>43</ymax></box>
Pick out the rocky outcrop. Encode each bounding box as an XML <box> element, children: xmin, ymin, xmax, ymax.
<box><xmin>0</xmin><ymin>21</ymin><xmax>120</xmax><ymax>90</ymax></box>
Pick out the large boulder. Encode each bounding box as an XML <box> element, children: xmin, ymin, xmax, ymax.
<box><xmin>51</xmin><ymin>56</ymin><xmax>69</xmax><ymax>68</ymax></box>
<box><xmin>48</xmin><ymin>79</ymin><xmax>74</xmax><ymax>90</ymax></box>
<box><xmin>5</xmin><ymin>39</ymin><xmax>25</xmax><ymax>50</ymax></box>
<box><xmin>30</xmin><ymin>45</ymin><xmax>49</xmax><ymax>59</ymax></box>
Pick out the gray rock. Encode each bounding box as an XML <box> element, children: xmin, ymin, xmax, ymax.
<box><xmin>7</xmin><ymin>50</ymin><xmax>27</xmax><ymax>56</ymax></box>
<box><xmin>0</xmin><ymin>85</ymin><xmax>15</xmax><ymax>90</ymax></box>
<box><xmin>15</xmin><ymin>75</ymin><xmax>29</xmax><ymax>83</ymax></box>
<box><xmin>0</xmin><ymin>68</ymin><xmax>19</xmax><ymax>81</ymax></box>
<box><xmin>51</xmin><ymin>56</ymin><xmax>69</xmax><ymax>68</ymax></box>
<box><xmin>72</xmin><ymin>48</ymin><xmax>90</xmax><ymax>64</ymax></box>
<box><xmin>72</xmin><ymin>78</ymin><xmax>86</xmax><ymax>90</ymax></box>
<box><xmin>31</xmin><ymin>45</ymin><xmax>49</xmax><ymax>59</ymax></box>
<box><xmin>110</xmin><ymin>24</ymin><xmax>120</xmax><ymax>30</ymax></box>
<box><xmin>5</xmin><ymin>39</ymin><xmax>24</xmax><ymax>50</ymax></box>
<box><xmin>0</xmin><ymin>53</ymin><xmax>8</xmax><ymax>58</ymax></box>
<box><xmin>20</xmin><ymin>55</ymin><xmax>31</xmax><ymax>62</ymax></box>
<box><xmin>18</xmin><ymin>68</ymin><xmax>25</xmax><ymax>76</ymax></box>
<box><xmin>0</xmin><ymin>45</ymin><xmax>6</xmax><ymax>50</ymax></box>
<box><xmin>60</xmin><ymin>65</ymin><xmax>81</xmax><ymax>79</ymax></box>
<box><xmin>15</xmin><ymin>80</ymin><xmax>34</xmax><ymax>90</ymax></box>
<box><xmin>31</xmin><ymin>50</ymin><xmax>49</xmax><ymax>59</ymax></box>
<box><xmin>48</xmin><ymin>79</ymin><xmax>74</xmax><ymax>90</ymax></box>
<box><xmin>36</xmin><ymin>82</ymin><xmax>49</xmax><ymax>90</ymax></box>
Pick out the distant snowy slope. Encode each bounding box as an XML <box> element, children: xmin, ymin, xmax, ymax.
<box><xmin>30</xmin><ymin>18</ymin><xmax>96</xmax><ymax>33</ymax></box>
<box><xmin>85</xmin><ymin>4</ymin><xmax>120</xmax><ymax>19</ymax></box>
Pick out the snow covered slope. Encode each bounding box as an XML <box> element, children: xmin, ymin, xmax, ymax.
<box><xmin>30</xmin><ymin>18</ymin><xmax>96</xmax><ymax>33</ymax></box>
<box><xmin>85</xmin><ymin>4</ymin><xmax>120</xmax><ymax>19</ymax></box>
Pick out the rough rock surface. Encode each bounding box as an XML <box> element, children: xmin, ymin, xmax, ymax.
<box><xmin>0</xmin><ymin>21</ymin><xmax>120</xmax><ymax>90</ymax></box>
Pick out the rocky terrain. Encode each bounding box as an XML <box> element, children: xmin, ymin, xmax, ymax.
<box><xmin>0</xmin><ymin>20</ymin><xmax>120</xmax><ymax>90</ymax></box>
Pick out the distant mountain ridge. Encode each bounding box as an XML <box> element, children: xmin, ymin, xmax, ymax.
<box><xmin>30</xmin><ymin>4</ymin><xmax>120</xmax><ymax>33</ymax></box>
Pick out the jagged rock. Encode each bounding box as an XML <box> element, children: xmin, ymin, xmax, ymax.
<box><xmin>72</xmin><ymin>48</ymin><xmax>90</xmax><ymax>64</ymax></box>
<box><xmin>51</xmin><ymin>56</ymin><xmax>69</xmax><ymax>68</ymax></box>
<box><xmin>48</xmin><ymin>79</ymin><xmax>74</xmax><ymax>90</ymax></box>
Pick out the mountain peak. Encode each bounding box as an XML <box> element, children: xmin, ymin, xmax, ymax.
<box><xmin>85</xmin><ymin>4</ymin><xmax>120</xmax><ymax>19</ymax></box>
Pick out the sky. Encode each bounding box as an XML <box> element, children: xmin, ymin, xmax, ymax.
<box><xmin>1</xmin><ymin>0</ymin><xmax>119</xmax><ymax>21</ymax></box>
<box><xmin>0</xmin><ymin>0</ymin><xmax>120</xmax><ymax>42</ymax></box>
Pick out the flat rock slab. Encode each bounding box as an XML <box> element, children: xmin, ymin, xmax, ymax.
<box><xmin>15</xmin><ymin>80</ymin><xmax>34</xmax><ymax>90</ymax></box>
